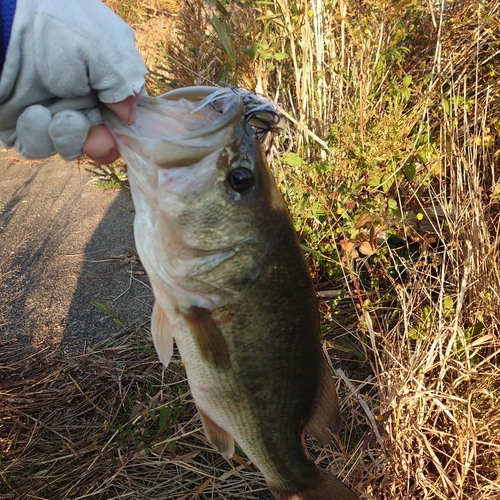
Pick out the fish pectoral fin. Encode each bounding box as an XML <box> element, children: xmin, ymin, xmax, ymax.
<box><xmin>181</xmin><ymin>306</ymin><xmax>231</xmax><ymax>370</ymax></box>
<box><xmin>198</xmin><ymin>407</ymin><xmax>235</xmax><ymax>458</ymax></box>
<box><xmin>306</xmin><ymin>364</ymin><xmax>341</xmax><ymax>442</ymax></box>
<box><xmin>151</xmin><ymin>301</ymin><xmax>174</xmax><ymax>368</ymax></box>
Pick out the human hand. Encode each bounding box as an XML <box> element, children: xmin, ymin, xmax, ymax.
<box><xmin>83</xmin><ymin>95</ymin><xmax>140</xmax><ymax>164</ymax></box>
<box><xmin>0</xmin><ymin>0</ymin><xmax>147</xmax><ymax>162</ymax></box>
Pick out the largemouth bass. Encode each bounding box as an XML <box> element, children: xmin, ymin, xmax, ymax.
<box><xmin>103</xmin><ymin>86</ymin><xmax>358</xmax><ymax>500</ymax></box>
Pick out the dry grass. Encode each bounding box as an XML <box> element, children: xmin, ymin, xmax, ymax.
<box><xmin>335</xmin><ymin>150</ymin><xmax>500</xmax><ymax>498</ymax></box>
<box><xmin>0</xmin><ymin>333</ymin><xmax>275</xmax><ymax>499</ymax></box>
<box><xmin>2</xmin><ymin>0</ymin><xmax>500</xmax><ymax>499</ymax></box>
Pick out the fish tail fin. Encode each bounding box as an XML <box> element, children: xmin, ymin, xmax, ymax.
<box><xmin>269</xmin><ymin>467</ymin><xmax>358</xmax><ymax>500</ymax></box>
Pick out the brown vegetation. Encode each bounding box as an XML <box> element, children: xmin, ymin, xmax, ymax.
<box><xmin>1</xmin><ymin>0</ymin><xmax>500</xmax><ymax>498</ymax></box>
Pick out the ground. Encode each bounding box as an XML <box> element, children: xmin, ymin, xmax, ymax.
<box><xmin>0</xmin><ymin>150</ymin><xmax>153</xmax><ymax>357</ymax></box>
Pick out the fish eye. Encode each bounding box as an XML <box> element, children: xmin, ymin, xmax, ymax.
<box><xmin>227</xmin><ymin>167</ymin><xmax>255</xmax><ymax>195</ymax></box>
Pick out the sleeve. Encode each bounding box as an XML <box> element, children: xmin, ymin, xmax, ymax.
<box><xmin>0</xmin><ymin>0</ymin><xmax>16</xmax><ymax>68</ymax></box>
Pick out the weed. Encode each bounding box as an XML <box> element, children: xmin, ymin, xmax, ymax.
<box><xmin>81</xmin><ymin>159</ymin><xmax>130</xmax><ymax>190</ymax></box>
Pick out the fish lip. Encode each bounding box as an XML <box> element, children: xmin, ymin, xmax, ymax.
<box><xmin>101</xmin><ymin>85</ymin><xmax>223</xmax><ymax>128</ymax></box>
<box><xmin>141</xmin><ymin>95</ymin><xmax>242</xmax><ymax>141</ymax></box>
<box><xmin>101</xmin><ymin>86</ymin><xmax>245</xmax><ymax>169</ymax></box>
<box><xmin>158</xmin><ymin>86</ymin><xmax>223</xmax><ymax>103</ymax></box>
<box><xmin>101</xmin><ymin>86</ymin><xmax>243</xmax><ymax>142</ymax></box>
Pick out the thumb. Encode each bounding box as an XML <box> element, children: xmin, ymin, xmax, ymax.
<box><xmin>104</xmin><ymin>94</ymin><xmax>139</xmax><ymax>125</ymax></box>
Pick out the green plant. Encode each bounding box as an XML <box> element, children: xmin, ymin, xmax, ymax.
<box><xmin>81</xmin><ymin>160</ymin><xmax>129</xmax><ymax>190</ymax></box>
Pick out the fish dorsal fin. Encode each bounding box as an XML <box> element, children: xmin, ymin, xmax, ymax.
<box><xmin>306</xmin><ymin>364</ymin><xmax>341</xmax><ymax>442</ymax></box>
<box><xmin>181</xmin><ymin>306</ymin><xmax>231</xmax><ymax>370</ymax></box>
<box><xmin>151</xmin><ymin>301</ymin><xmax>174</xmax><ymax>368</ymax></box>
<box><xmin>198</xmin><ymin>406</ymin><xmax>235</xmax><ymax>458</ymax></box>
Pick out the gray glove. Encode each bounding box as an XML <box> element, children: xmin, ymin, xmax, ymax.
<box><xmin>0</xmin><ymin>0</ymin><xmax>147</xmax><ymax>160</ymax></box>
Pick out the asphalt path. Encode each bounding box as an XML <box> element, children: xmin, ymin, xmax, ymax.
<box><xmin>0</xmin><ymin>150</ymin><xmax>153</xmax><ymax>357</ymax></box>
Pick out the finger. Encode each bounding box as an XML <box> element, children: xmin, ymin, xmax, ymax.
<box><xmin>105</xmin><ymin>94</ymin><xmax>139</xmax><ymax>125</ymax></box>
<box><xmin>82</xmin><ymin>124</ymin><xmax>119</xmax><ymax>163</ymax></box>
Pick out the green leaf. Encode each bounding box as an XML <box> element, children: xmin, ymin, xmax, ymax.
<box><xmin>166</xmin><ymin>440</ymin><xmax>177</xmax><ymax>453</ymax></box>
<box><xmin>311</xmin><ymin>202</ymin><xmax>326</xmax><ymax>219</ymax></box>
<box><xmin>92</xmin><ymin>301</ymin><xmax>128</xmax><ymax>327</ymax></box>
<box><xmin>472</xmin><ymin>320</ymin><xmax>485</xmax><ymax>335</ymax></box>
<box><xmin>336</xmin><ymin>337</ymin><xmax>366</xmax><ymax>360</ymax></box>
<box><xmin>381</xmin><ymin>174</ymin><xmax>394</xmax><ymax>193</ymax></box>
<box><xmin>255</xmin><ymin>13</ymin><xmax>282</xmax><ymax>21</ymax></box>
<box><xmin>408</xmin><ymin>328</ymin><xmax>418</xmax><ymax>340</ymax></box>
<box><xmin>421</xmin><ymin>305</ymin><xmax>432</xmax><ymax>323</ymax></box>
<box><xmin>416</xmin><ymin>152</ymin><xmax>428</xmax><ymax>164</ymax></box>
<box><xmin>92</xmin><ymin>300</ymin><xmax>111</xmax><ymax>314</ymax></box>
<box><xmin>159</xmin><ymin>407</ymin><xmax>171</xmax><ymax>433</ymax></box>
<box><xmin>403</xmin><ymin>75</ymin><xmax>412</xmax><ymax>87</ymax></box>
<box><xmin>404</xmin><ymin>162</ymin><xmax>416</xmax><ymax>181</ymax></box>
<box><xmin>443</xmin><ymin>99</ymin><xmax>451</xmax><ymax>116</ymax></box>
<box><xmin>215</xmin><ymin>0</ymin><xmax>228</xmax><ymax>16</ymax></box>
<box><xmin>388</xmin><ymin>198</ymin><xmax>398</xmax><ymax>209</ymax></box>
<box><xmin>148</xmin><ymin>399</ymin><xmax>158</xmax><ymax>419</ymax></box>
<box><xmin>465</xmin><ymin>99</ymin><xmax>475</xmax><ymax>111</ymax></box>
<box><xmin>259</xmin><ymin>51</ymin><xmax>274</xmax><ymax>60</ymax></box>
<box><xmin>443</xmin><ymin>296</ymin><xmax>454</xmax><ymax>310</ymax></box>
<box><xmin>210</xmin><ymin>16</ymin><xmax>236</xmax><ymax>63</ymax></box>
<box><xmin>300</xmin><ymin>244</ymin><xmax>316</xmax><ymax>254</ymax></box>
<box><xmin>273</xmin><ymin>52</ymin><xmax>289</xmax><ymax>61</ymax></box>
<box><xmin>282</xmin><ymin>152</ymin><xmax>303</xmax><ymax>166</ymax></box>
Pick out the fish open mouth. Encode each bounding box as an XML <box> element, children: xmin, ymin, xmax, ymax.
<box><xmin>101</xmin><ymin>86</ymin><xmax>244</xmax><ymax>168</ymax></box>
<box><xmin>102</xmin><ymin>86</ymin><xmax>286</xmax><ymax>169</ymax></box>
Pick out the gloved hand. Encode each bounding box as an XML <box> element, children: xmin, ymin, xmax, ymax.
<box><xmin>0</xmin><ymin>0</ymin><xmax>147</xmax><ymax>161</ymax></box>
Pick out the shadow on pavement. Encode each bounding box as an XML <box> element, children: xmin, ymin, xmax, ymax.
<box><xmin>0</xmin><ymin>153</ymin><xmax>153</xmax><ymax>356</ymax></box>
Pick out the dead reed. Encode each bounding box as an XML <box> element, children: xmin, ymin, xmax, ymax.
<box><xmin>0</xmin><ymin>333</ymin><xmax>274</xmax><ymax>499</ymax></box>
